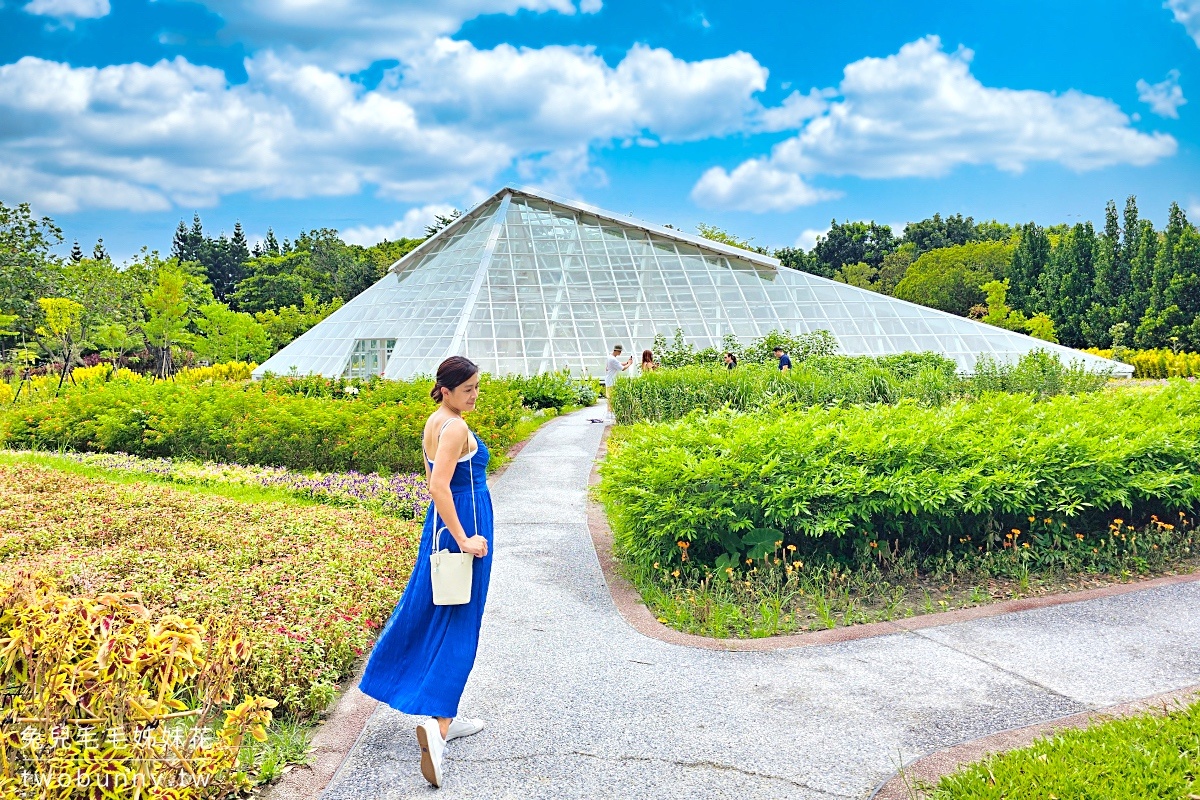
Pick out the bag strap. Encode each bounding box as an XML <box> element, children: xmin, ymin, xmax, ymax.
<box><xmin>431</xmin><ymin>418</ymin><xmax>479</xmax><ymax>554</ymax></box>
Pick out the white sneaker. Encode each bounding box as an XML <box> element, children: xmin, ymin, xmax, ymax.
<box><xmin>415</xmin><ymin>719</ymin><xmax>445</xmax><ymax>788</ymax></box>
<box><xmin>445</xmin><ymin>717</ymin><xmax>485</xmax><ymax>741</ymax></box>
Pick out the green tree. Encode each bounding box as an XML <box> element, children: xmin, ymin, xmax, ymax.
<box><xmin>0</xmin><ymin>201</ymin><xmax>63</xmax><ymax>341</ymax></box>
<box><xmin>94</xmin><ymin>322</ymin><xmax>142</xmax><ymax>377</ymax></box>
<box><xmin>902</xmin><ymin>212</ymin><xmax>978</xmax><ymax>255</ymax></box>
<box><xmin>875</xmin><ymin>242</ymin><xmax>916</xmax><ymax>295</ymax></box>
<box><xmin>1007</xmin><ymin>223</ymin><xmax>1050</xmax><ymax>312</ymax></box>
<box><xmin>232</xmin><ymin>270</ymin><xmax>308</xmax><ymax>313</ymax></box>
<box><xmin>34</xmin><ymin>298</ymin><xmax>84</xmax><ymax>393</ymax></box>
<box><xmin>1038</xmin><ymin>222</ymin><xmax>1097</xmax><ymax>347</ymax></box>
<box><xmin>1082</xmin><ymin>201</ymin><xmax>1130</xmax><ymax>347</ymax></box>
<box><xmin>1024</xmin><ymin>313</ymin><xmax>1058</xmax><ymax>342</ymax></box>
<box><xmin>773</xmin><ymin>246</ymin><xmax>823</xmax><ymax>276</ymax></box>
<box><xmin>813</xmin><ymin>220</ymin><xmax>897</xmax><ymax>276</ymax></box>
<box><xmin>980</xmin><ymin>279</ymin><xmax>1028</xmax><ymax>331</ymax></box>
<box><xmin>893</xmin><ymin>241</ymin><xmax>1012</xmax><ymax>316</ymax></box>
<box><xmin>194</xmin><ymin>302</ymin><xmax>272</xmax><ymax>363</ymax></box>
<box><xmin>833</xmin><ymin>261</ymin><xmax>877</xmax><ymax>290</ymax></box>
<box><xmin>142</xmin><ymin>268</ymin><xmax>191</xmax><ymax>378</ymax></box>
<box><xmin>1124</xmin><ymin>218</ymin><xmax>1158</xmax><ymax>336</ymax></box>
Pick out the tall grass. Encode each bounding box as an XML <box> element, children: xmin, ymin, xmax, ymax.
<box><xmin>611</xmin><ymin>351</ymin><xmax>1109</xmax><ymax>425</ymax></box>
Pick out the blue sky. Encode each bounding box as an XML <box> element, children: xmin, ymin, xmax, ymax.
<box><xmin>1</xmin><ymin>0</ymin><xmax>1198</xmax><ymax>261</ymax></box>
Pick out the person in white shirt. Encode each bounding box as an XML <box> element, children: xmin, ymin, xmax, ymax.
<box><xmin>604</xmin><ymin>344</ymin><xmax>633</xmax><ymax>405</ymax></box>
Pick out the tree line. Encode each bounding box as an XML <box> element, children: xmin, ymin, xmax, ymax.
<box><xmin>0</xmin><ymin>203</ymin><xmax>424</xmax><ymax>382</ymax></box>
<box><xmin>2</xmin><ymin>196</ymin><xmax>1196</xmax><ymax>387</ymax></box>
<box><xmin>757</xmin><ymin>197</ymin><xmax>1199</xmax><ymax>350</ymax></box>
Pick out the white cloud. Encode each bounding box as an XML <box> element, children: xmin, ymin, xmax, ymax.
<box><xmin>754</xmin><ymin>87</ymin><xmax>833</xmax><ymax>132</ymax></box>
<box><xmin>0</xmin><ymin>55</ymin><xmax>508</xmax><ymax>212</ymax></box>
<box><xmin>1166</xmin><ymin>0</ymin><xmax>1200</xmax><ymax>47</ymax></box>
<box><xmin>0</xmin><ymin>39</ymin><xmax>772</xmax><ymax>212</ymax></box>
<box><xmin>23</xmin><ymin>0</ymin><xmax>109</xmax><ymax>20</ymax></box>
<box><xmin>692</xmin><ymin>159</ymin><xmax>841</xmax><ymax>211</ymax></box>
<box><xmin>694</xmin><ymin>36</ymin><xmax>1177</xmax><ymax>212</ymax></box>
<box><xmin>192</xmin><ymin>0</ymin><xmax>598</xmax><ymax>71</ymax></box>
<box><xmin>1137</xmin><ymin>69</ymin><xmax>1186</xmax><ymax>118</ymax></box>
<box><xmin>391</xmin><ymin>40</ymin><xmax>767</xmax><ymax>148</ymax></box>
<box><xmin>341</xmin><ymin>203</ymin><xmax>458</xmax><ymax>246</ymax></box>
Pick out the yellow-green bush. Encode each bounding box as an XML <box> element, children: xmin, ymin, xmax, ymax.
<box><xmin>1085</xmin><ymin>347</ymin><xmax>1200</xmax><ymax>378</ymax></box>
<box><xmin>176</xmin><ymin>361</ymin><xmax>257</xmax><ymax>383</ymax></box>
<box><xmin>0</xmin><ymin>576</ymin><xmax>277</xmax><ymax>798</ymax></box>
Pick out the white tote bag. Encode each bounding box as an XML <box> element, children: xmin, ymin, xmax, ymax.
<box><xmin>430</xmin><ymin>425</ymin><xmax>478</xmax><ymax>606</ymax></box>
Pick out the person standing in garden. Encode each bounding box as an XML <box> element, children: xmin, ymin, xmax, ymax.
<box><xmin>724</xmin><ymin>352</ymin><xmax>738</xmax><ymax>370</ymax></box>
<box><xmin>358</xmin><ymin>356</ymin><xmax>493</xmax><ymax>789</ymax></box>
<box><xmin>640</xmin><ymin>349</ymin><xmax>658</xmax><ymax>373</ymax></box>
<box><xmin>605</xmin><ymin>344</ymin><xmax>633</xmax><ymax>404</ymax></box>
<box><xmin>773</xmin><ymin>346</ymin><xmax>792</xmax><ymax>372</ymax></box>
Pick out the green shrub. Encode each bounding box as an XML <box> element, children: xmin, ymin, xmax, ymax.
<box><xmin>969</xmin><ymin>350</ymin><xmax>1112</xmax><ymax>397</ymax></box>
<box><xmin>649</xmin><ymin>328</ymin><xmax>838</xmax><ymax>369</ymax></box>
<box><xmin>612</xmin><ymin>351</ymin><xmax>1106</xmax><ymax>425</ymax></box>
<box><xmin>506</xmin><ymin>369</ymin><xmax>597</xmax><ymax>410</ymax></box>
<box><xmin>599</xmin><ymin>380</ymin><xmax>1200</xmax><ymax>573</ymax></box>
<box><xmin>1085</xmin><ymin>346</ymin><xmax>1200</xmax><ymax>378</ymax></box>
<box><xmin>0</xmin><ymin>374</ymin><xmax>524</xmax><ymax>474</ymax></box>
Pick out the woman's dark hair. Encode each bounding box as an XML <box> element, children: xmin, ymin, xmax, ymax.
<box><xmin>431</xmin><ymin>356</ymin><xmax>480</xmax><ymax>403</ymax></box>
<box><xmin>725</xmin><ymin>352</ymin><xmax>738</xmax><ymax>365</ymax></box>
<box><xmin>641</xmin><ymin>349</ymin><xmax>654</xmax><ymax>364</ymax></box>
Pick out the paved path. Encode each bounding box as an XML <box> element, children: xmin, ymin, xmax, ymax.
<box><xmin>322</xmin><ymin>406</ymin><xmax>1200</xmax><ymax>800</ymax></box>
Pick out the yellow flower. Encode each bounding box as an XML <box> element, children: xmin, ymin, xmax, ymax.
<box><xmin>1022</xmin><ymin>542</ymin><xmax>1030</xmax><ymax>549</ymax></box>
<box><xmin>1075</xmin><ymin>533</ymin><xmax>1084</xmax><ymax>540</ymax></box>
<box><xmin>1113</xmin><ymin>518</ymin><xmax>1124</xmax><ymax>525</ymax></box>
<box><xmin>1011</xmin><ymin>528</ymin><xmax>1021</xmax><ymax>535</ymax></box>
<box><xmin>672</xmin><ymin>570</ymin><xmax>680</xmax><ymax>578</ymax></box>
<box><xmin>1027</xmin><ymin>516</ymin><xmax>1036</xmax><ymax>523</ymax></box>
<box><xmin>657</xmin><ymin>617</ymin><xmax>667</xmax><ymax>623</ymax></box>
<box><xmin>745</xmin><ymin>558</ymin><xmax>753</xmax><ymax>565</ymax></box>
<box><xmin>1043</xmin><ymin>518</ymin><xmax>1052</xmax><ymax>524</ymax></box>
<box><xmin>653</xmin><ymin>562</ymin><xmax>659</xmax><ymax>569</ymax></box>
<box><xmin>786</xmin><ymin>544</ymin><xmax>797</xmax><ymax>552</ymax></box>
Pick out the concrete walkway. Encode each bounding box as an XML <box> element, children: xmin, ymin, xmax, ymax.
<box><xmin>321</xmin><ymin>406</ymin><xmax>1200</xmax><ymax>800</ymax></box>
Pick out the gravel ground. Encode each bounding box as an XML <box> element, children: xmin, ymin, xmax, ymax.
<box><xmin>321</xmin><ymin>405</ymin><xmax>1200</xmax><ymax>800</ymax></box>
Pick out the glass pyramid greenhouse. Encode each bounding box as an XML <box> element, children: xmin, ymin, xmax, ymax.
<box><xmin>253</xmin><ymin>187</ymin><xmax>1132</xmax><ymax>380</ymax></box>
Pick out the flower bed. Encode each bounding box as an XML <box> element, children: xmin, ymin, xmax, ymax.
<box><xmin>10</xmin><ymin>449</ymin><xmax>431</xmax><ymax>519</ymax></box>
<box><xmin>0</xmin><ymin>463</ymin><xmax>418</xmax><ymax>717</ymax></box>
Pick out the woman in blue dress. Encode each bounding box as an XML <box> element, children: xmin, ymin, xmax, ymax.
<box><xmin>359</xmin><ymin>356</ymin><xmax>493</xmax><ymax>789</ymax></box>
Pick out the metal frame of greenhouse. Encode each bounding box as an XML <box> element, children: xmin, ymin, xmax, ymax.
<box><xmin>252</xmin><ymin>186</ymin><xmax>1133</xmax><ymax>380</ymax></box>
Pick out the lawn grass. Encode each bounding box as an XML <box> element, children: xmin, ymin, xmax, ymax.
<box><xmin>922</xmin><ymin>698</ymin><xmax>1200</xmax><ymax>799</ymax></box>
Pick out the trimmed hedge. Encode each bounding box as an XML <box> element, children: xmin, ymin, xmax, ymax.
<box><xmin>599</xmin><ymin>380</ymin><xmax>1200</xmax><ymax>572</ymax></box>
<box><xmin>0</xmin><ymin>373</ymin><xmax>524</xmax><ymax>474</ymax></box>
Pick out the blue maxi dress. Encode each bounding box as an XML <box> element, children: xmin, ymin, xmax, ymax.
<box><xmin>359</xmin><ymin>428</ymin><xmax>494</xmax><ymax>718</ymax></box>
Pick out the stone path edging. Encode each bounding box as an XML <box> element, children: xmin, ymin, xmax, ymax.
<box><xmin>588</xmin><ymin>423</ymin><xmax>1200</xmax><ymax>652</ymax></box>
<box><xmin>868</xmin><ymin>683</ymin><xmax>1200</xmax><ymax>800</ymax></box>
